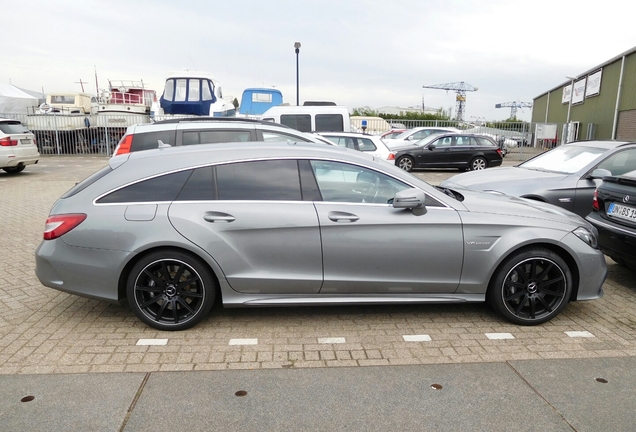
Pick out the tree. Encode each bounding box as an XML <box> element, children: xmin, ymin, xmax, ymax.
<box><xmin>232</xmin><ymin>98</ymin><xmax>239</xmax><ymax>109</ymax></box>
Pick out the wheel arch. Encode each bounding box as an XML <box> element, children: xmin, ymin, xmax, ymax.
<box><xmin>117</xmin><ymin>245</ymin><xmax>223</xmax><ymax>302</ymax></box>
<box><xmin>487</xmin><ymin>242</ymin><xmax>581</xmax><ymax>302</ymax></box>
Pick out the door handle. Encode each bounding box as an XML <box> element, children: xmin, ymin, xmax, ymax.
<box><xmin>328</xmin><ymin>211</ymin><xmax>359</xmax><ymax>222</ymax></box>
<box><xmin>203</xmin><ymin>212</ymin><xmax>236</xmax><ymax>223</ymax></box>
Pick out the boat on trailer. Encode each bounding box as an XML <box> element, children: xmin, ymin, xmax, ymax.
<box><xmin>152</xmin><ymin>70</ymin><xmax>236</xmax><ymax>119</ymax></box>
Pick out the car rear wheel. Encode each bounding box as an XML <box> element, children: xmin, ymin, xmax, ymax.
<box><xmin>396</xmin><ymin>156</ymin><xmax>414</xmax><ymax>172</ymax></box>
<box><xmin>126</xmin><ymin>249</ymin><xmax>216</xmax><ymax>331</ymax></box>
<box><xmin>487</xmin><ymin>247</ymin><xmax>572</xmax><ymax>325</ymax></box>
<box><xmin>469</xmin><ymin>157</ymin><xmax>487</xmax><ymax>170</ymax></box>
<box><xmin>2</xmin><ymin>166</ymin><xmax>26</xmax><ymax>174</ymax></box>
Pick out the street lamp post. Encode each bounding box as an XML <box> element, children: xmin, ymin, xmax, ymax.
<box><xmin>294</xmin><ymin>42</ymin><xmax>301</xmax><ymax>106</ymax></box>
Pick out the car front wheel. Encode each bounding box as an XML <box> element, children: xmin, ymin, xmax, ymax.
<box><xmin>396</xmin><ymin>156</ymin><xmax>414</xmax><ymax>172</ymax></box>
<box><xmin>469</xmin><ymin>157</ymin><xmax>487</xmax><ymax>170</ymax></box>
<box><xmin>487</xmin><ymin>247</ymin><xmax>572</xmax><ymax>325</ymax></box>
<box><xmin>126</xmin><ymin>249</ymin><xmax>216</xmax><ymax>331</ymax></box>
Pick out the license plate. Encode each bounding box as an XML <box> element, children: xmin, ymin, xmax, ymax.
<box><xmin>608</xmin><ymin>202</ymin><xmax>636</xmax><ymax>222</ymax></box>
<box><xmin>20</xmin><ymin>139</ymin><xmax>31</xmax><ymax>145</ymax></box>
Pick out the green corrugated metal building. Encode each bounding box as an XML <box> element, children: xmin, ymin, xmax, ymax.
<box><xmin>532</xmin><ymin>46</ymin><xmax>636</xmax><ymax>143</ymax></box>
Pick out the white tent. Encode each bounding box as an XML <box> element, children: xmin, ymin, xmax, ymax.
<box><xmin>0</xmin><ymin>83</ymin><xmax>38</xmax><ymax>114</ymax></box>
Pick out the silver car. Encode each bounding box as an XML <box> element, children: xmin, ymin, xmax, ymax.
<box><xmin>440</xmin><ymin>141</ymin><xmax>636</xmax><ymax>217</ymax></box>
<box><xmin>36</xmin><ymin>142</ymin><xmax>606</xmax><ymax>330</ymax></box>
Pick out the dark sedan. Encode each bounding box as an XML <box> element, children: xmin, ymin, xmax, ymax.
<box><xmin>394</xmin><ymin>133</ymin><xmax>503</xmax><ymax>172</ymax></box>
<box><xmin>586</xmin><ymin>169</ymin><xmax>636</xmax><ymax>269</ymax></box>
<box><xmin>441</xmin><ymin>141</ymin><xmax>636</xmax><ymax>217</ymax></box>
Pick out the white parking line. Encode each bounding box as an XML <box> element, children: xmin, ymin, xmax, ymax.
<box><xmin>136</xmin><ymin>339</ymin><xmax>168</xmax><ymax>346</ymax></box>
<box><xmin>565</xmin><ymin>331</ymin><xmax>595</xmax><ymax>338</ymax></box>
<box><xmin>318</xmin><ymin>337</ymin><xmax>346</xmax><ymax>344</ymax></box>
<box><xmin>485</xmin><ymin>333</ymin><xmax>515</xmax><ymax>340</ymax></box>
<box><xmin>229</xmin><ymin>338</ymin><xmax>258</xmax><ymax>345</ymax></box>
<box><xmin>403</xmin><ymin>335</ymin><xmax>432</xmax><ymax>342</ymax></box>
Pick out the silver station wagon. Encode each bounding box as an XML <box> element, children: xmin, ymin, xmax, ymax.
<box><xmin>35</xmin><ymin>142</ymin><xmax>607</xmax><ymax>330</ymax></box>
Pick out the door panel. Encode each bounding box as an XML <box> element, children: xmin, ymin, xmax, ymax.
<box><xmin>168</xmin><ymin>202</ymin><xmax>323</xmax><ymax>294</ymax></box>
<box><xmin>314</xmin><ymin>202</ymin><xmax>463</xmax><ymax>293</ymax></box>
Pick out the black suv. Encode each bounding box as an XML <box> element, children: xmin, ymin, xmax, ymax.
<box><xmin>113</xmin><ymin>117</ymin><xmax>327</xmax><ymax>156</ymax></box>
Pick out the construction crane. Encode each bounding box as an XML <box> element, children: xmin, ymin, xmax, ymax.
<box><xmin>422</xmin><ymin>81</ymin><xmax>478</xmax><ymax>121</ymax></box>
<box><xmin>495</xmin><ymin>101</ymin><xmax>532</xmax><ymax>119</ymax></box>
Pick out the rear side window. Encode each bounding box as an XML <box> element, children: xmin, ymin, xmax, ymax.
<box><xmin>315</xmin><ymin>114</ymin><xmax>343</xmax><ymax>132</ymax></box>
<box><xmin>62</xmin><ymin>166</ymin><xmax>113</xmax><ymax>198</ymax></box>
<box><xmin>182</xmin><ymin>130</ymin><xmax>251</xmax><ymax>145</ymax></box>
<box><xmin>281</xmin><ymin>115</ymin><xmax>311</xmax><ymax>132</ymax></box>
<box><xmin>477</xmin><ymin>137</ymin><xmax>496</xmax><ymax>146</ymax></box>
<box><xmin>357</xmin><ymin>138</ymin><xmax>377</xmax><ymax>152</ymax></box>
<box><xmin>217</xmin><ymin>160</ymin><xmax>301</xmax><ymax>200</ymax></box>
<box><xmin>96</xmin><ymin>170</ymin><xmax>192</xmax><ymax>203</ymax></box>
<box><xmin>132</xmin><ymin>130</ymin><xmax>176</xmax><ymax>152</ymax></box>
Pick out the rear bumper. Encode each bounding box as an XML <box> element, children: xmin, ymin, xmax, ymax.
<box><xmin>586</xmin><ymin>213</ymin><xmax>636</xmax><ymax>265</ymax></box>
<box><xmin>0</xmin><ymin>149</ymin><xmax>40</xmax><ymax>168</ymax></box>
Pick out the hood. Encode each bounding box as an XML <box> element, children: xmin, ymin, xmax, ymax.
<box><xmin>440</xmin><ymin>166</ymin><xmax>569</xmax><ymax>192</ymax></box>
<box><xmin>456</xmin><ymin>188</ymin><xmax>588</xmax><ymax>228</ymax></box>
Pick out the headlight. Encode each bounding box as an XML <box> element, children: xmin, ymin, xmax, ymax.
<box><xmin>573</xmin><ymin>227</ymin><xmax>598</xmax><ymax>249</ymax></box>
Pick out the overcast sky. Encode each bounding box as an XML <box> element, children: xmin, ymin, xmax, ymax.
<box><xmin>4</xmin><ymin>0</ymin><xmax>635</xmax><ymax>121</ymax></box>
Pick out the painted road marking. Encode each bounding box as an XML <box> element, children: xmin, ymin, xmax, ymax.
<box><xmin>565</xmin><ymin>331</ymin><xmax>595</xmax><ymax>338</ymax></box>
<box><xmin>318</xmin><ymin>337</ymin><xmax>346</xmax><ymax>344</ymax></box>
<box><xmin>136</xmin><ymin>339</ymin><xmax>168</xmax><ymax>346</ymax></box>
<box><xmin>403</xmin><ymin>335</ymin><xmax>432</xmax><ymax>342</ymax></box>
<box><xmin>229</xmin><ymin>338</ymin><xmax>258</xmax><ymax>345</ymax></box>
<box><xmin>485</xmin><ymin>333</ymin><xmax>515</xmax><ymax>340</ymax></box>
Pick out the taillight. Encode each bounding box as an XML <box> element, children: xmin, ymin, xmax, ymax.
<box><xmin>387</xmin><ymin>153</ymin><xmax>395</xmax><ymax>161</ymax></box>
<box><xmin>496</xmin><ymin>148</ymin><xmax>503</xmax><ymax>156</ymax></box>
<box><xmin>592</xmin><ymin>189</ymin><xmax>599</xmax><ymax>211</ymax></box>
<box><xmin>43</xmin><ymin>214</ymin><xmax>87</xmax><ymax>240</ymax></box>
<box><xmin>0</xmin><ymin>137</ymin><xmax>18</xmax><ymax>146</ymax></box>
<box><xmin>114</xmin><ymin>134</ymin><xmax>133</xmax><ymax>155</ymax></box>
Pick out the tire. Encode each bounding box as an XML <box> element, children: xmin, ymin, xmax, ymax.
<box><xmin>487</xmin><ymin>247</ymin><xmax>572</xmax><ymax>325</ymax></box>
<box><xmin>2</xmin><ymin>166</ymin><xmax>26</xmax><ymax>174</ymax></box>
<box><xmin>126</xmin><ymin>249</ymin><xmax>216</xmax><ymax>331</ymax></box>
<box><xmin>396</xmin><ymin>156</ymin><xmax>414</xmax><ymax>172</ymax></box>
<box><xmin>469</xmin><ymin>157</ymin><xmax>487</xmax><ymax>171</ymax></box>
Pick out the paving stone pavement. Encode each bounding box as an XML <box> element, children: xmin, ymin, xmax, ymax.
<box><xmin>1</xmin><ymin>155</ymin><xmax>635</xmax><ymax>375</ymax></box>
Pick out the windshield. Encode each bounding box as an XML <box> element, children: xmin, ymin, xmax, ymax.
<box><xmin>412</xmin><ymin>134</ymin><xmax>441</xmax><ymax>147</ymax></box>
<box><xmin>520</xmin><ymin>145</ymin><xmax>607</xmax><ymax>174</ymax></box>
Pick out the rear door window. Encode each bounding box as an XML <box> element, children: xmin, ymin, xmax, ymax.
<box><xmin>132</xmin><ymin>130</ymin><xmax>177</xmax><ymax>151</ymax></box>
<box><xmin>217</xmin><ymin>160</ymin><xmax>302</xmax><ymax>201</ymax></box>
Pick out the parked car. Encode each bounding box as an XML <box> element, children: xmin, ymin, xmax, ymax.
<box><xmin>319</xmin><ymin>131</ymin><xmax>395</xmax><ymax>162</ymax></box>
<box><xmin>384</xmin><ymin>127</ymin><xmax>461</xmax><ymax>149</ymax></box>
<box><xmin>394</xmin><ymin>133</ymin><xmax>503</xmax><ymax>172</ymax></box>
<box><xmin>380</xmin><ymin>129</ymin><xmax>406</xmax><ymax>140</ymax></box>
<box><xmin>112</xmin><ymin>117</ymin><xmax>330</xmax><ymax>156</ymax></box>
<box><xmin>440</xmin><ymin>141</ymin><xmax>636</xmax><ymax>217</ymax></box>
<box><xmin>0</xmin><ymin>118</ymin><xmax>40</xmax><ymax>173</ymax></box>
<box><xmin>35</xmin><ymin>141</ymin><xmax>606</xmax><ymax>330</ymax></box>
<box><xmin>586</xmin><ymin>169</ymin><xmax>636</xmax><ymax>269</ymax></box>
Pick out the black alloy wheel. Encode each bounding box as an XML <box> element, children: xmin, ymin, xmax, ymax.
<box><xmin>126</xmin><ymin>249</ymin><xmax>216</xmax><ymax>331</ymax></box>
<box><xmin>488</xmin><ymin>247</ymin><xmax>572</xmax><ymax>325</ymax></box>
<box><xmin>397</xmin><ymin>156</ymin><xmax>414</xmax><ymax>172</ymax></box>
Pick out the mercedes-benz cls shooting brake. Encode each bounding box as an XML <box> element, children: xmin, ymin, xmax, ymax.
<box><xmin>35</xmin><ymin>142</ymin><xmax>607</xmax><ymax>330</ymax></box>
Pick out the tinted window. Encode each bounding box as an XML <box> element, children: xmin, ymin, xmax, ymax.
<box><xmin>281</xmin><ymin>115</ymin><xmax>311</xmax><ymax>132</ymax></box>
<box><xmin>182</xmin><ymin>130</ymin><xmax>251</xmax><ymax>145</ymax></box>
<box><xmin>477</xmin><ymin>137</ymin><xmax>496</xmax><ymax>146</ymax></box>
<box><xmin>217</xmin><ymin>160</ymin><xmax>302</xmax><ymax>201</ymax></box>
<box><xmin>315</xmin><ymin>114</ymin><xmax>344</xmax><ymax>132</ymax></box>
<box><xmin>326</xmin><ymin>137</ymin><xmax>355</xmax><ymax>149</ymax></box>
<box><xmin>132</xmin><ymin>130</ymin><xmax>176</xmax><ymax>151</ymax></box>
<box><xmin>310</xmin><ymin>160</ymin><xmax>409</xmax><ymax>204</ymax></box>
<box><xmin>97</xmin><ymin>170</ymin><xmax>192</xmax><ymax>203</ymax></box>
<box><xmin>62</xmin><ymin>166</ymin><xmax>113</xmax><ymax>198</ymax></box>
<box><xmin>0</xmin><ymin>121</ymin><xmax>30</xmax><ymax>134</ymax></box>
<box><xmin>177</xmin><ymin>166</ymin><xmax>216</xmax><ymax>201</ymax></box>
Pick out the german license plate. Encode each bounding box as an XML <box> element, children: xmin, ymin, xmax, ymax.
<box><xmin>608</xmin><ymin>202</ymin><xmax>636</xmax><ymax>222</ymax></box>
<box><xmin>20</xmin><ymin>139</ymin><xmax>31</xmax><ymax>145</ymax></box>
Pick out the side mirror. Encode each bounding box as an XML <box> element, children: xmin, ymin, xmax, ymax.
<box><xmin>428</xmin><ymin>144</ymin><xmax>436</xmax><ymax>150</ymax></box>
<box><xmin>589</xmin><ymin>168</ymin><xmax>611</xmax><ymax>179</ymax></box>
<box><xmin>393</xmin><ymin>188</ymin><xmax>427</xmax><ymax>215</ymax></box>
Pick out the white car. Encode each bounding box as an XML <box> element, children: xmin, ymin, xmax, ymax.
<box><xmin>383</xmin><ymin>127</ymin><xmax>461</xmax><ymax>149</ymax></box>
<box><xmin>0</xmin><ymin>118</ymin><xmax>40</xmax><ymax>174</ymax></box>
<box><xmin>319</xmin><ymin>132</ymin><xmax>395</xmax><ymax>162</ymax></box>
